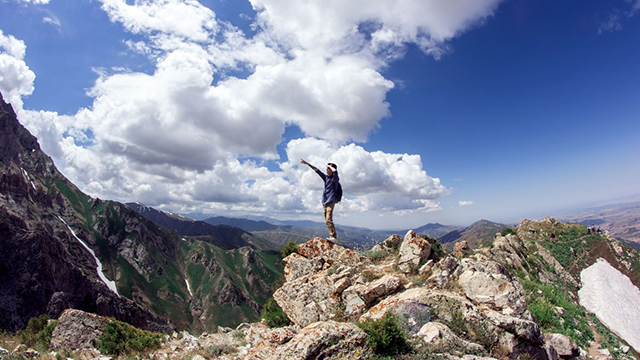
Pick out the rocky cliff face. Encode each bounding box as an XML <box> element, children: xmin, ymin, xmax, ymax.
<box><xmin>0</xmin><ymin>92</ymin><xmax>282</xmax><ymax>334</ymax></box>
<box><xmin>0</xmin><ymin>92</ymin><xmax>170</xmax><ymax>332</ymax></box>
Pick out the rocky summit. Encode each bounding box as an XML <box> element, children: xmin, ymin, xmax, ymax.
<box><xmin>9</xmin><ymin>220</ymin><xmax>637</xmax><ymax>360</ymax></box>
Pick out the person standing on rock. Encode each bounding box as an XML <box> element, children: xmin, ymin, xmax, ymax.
<box><xmin>300</xmin><ymin>159</ymin><xmax>342</xmax><ymax>242</ymax></box>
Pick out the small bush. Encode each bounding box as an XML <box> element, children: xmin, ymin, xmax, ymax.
<box><xmin>281</xmin><ymin>240</ymin><xmax>299</xmax><ymax>258</ymax></box>
<box><xmin>357</xmin><ymin>312</ymin><xmax>410</xmax><ymax>356</ymax></box>
<box><xmin>421</xmin><ymin>235</ymin><xmax>445</xmax><ymax>261</ymax></box>
<box><xmin>206</xmin><ymin>344</ymin><xmax>238</xmax><ymax>356</ymax></box>
<box><xmin>500</xmin><ymin>227</ymin><xmax>516</xmax><ymax>236</ymax></box>
<box><xmin>261</xmin><ymin>297</ymin><xmax>291</xmax><ymax>328</ymax></box>
<box><xmin>361</xmin><ymin>269</ymin><xmax>382</xmax><ymax>283</ymax></box>
<box><xmin>362</xmin><ymin>250</ymin><xmax>389</xmax><ymax>263</ymax></box>
<box><xmin>98</xmin><ymin>319</ymin><xmax>162</xmax><ymax>356</ymax></box>
<box><xmin>18</xmin><ymin>314</ymin><xmax>56</xmax><ymax>350</ymax></box>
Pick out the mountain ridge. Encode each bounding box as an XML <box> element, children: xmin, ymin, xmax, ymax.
<box><xmin>0</xmin><ymin>92</ymin><xmax>283</xmax><ymax>333</ymax></box>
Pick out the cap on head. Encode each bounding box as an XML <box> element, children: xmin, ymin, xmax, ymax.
<box><xmin>327</xmin><ymin>163</ymin><xmax>337</xmax><ymax>172</ymax></box>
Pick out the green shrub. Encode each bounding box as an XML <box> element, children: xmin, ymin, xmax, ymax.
<box><xmin>261</xmin><ymin>297</ymin><xmax>291</xmax><ymax>328</ymax></box>
<box><xmin>528</xmin><ymin>297</ymin><xmax>561</xmax><ymax>330</ymax></box>
<box><xmin>421</xmin><ymin>235</ymin><xmax>445</xmax><ymax>261</ymax></box>
<box><xmin>18</xmin><ymin>314</ymin><xmax>56</xmax><ymax>350</ymax></box>
<box><xmin>522</xmin><ymin>279</ymin><xmax>594</xmax><ymax>348</ymax></box>
<box><xmin>357</xmin><ymin>312</ymin><xmax>410</xmax><ymax>356</ymax></box>
<box><xmin>98</xmin><ymin>319</ymin><xmax>162</xmax><ymax>356</ymax></box>
<box><xmin>362</xmin><ymin>249</ymin><xmax>388</xmax><ymax>263</ymax></box>
<box><xmin>500</xmin><ymin>227</ymin><xmax>516</xmax><ymax>236</ymax></box>
<box><xmin>361</xmin><ymin>269</ymin><xmax>382</xmax><ymax>283</ymax></box>
<box><xmin>281</xmin><ymin>240</ymin><xmax>299</xmax><ymax>258</ymax></box>
<box><xmin>206</xmin><ymin>344</ymin><xmax>238</xmax><ymax>356</ymax></box>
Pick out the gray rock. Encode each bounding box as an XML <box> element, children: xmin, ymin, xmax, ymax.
<box><xmin>50</xmin><ymin>309</ymin><xmax>109</xmax><ymax>350</ymax></box>
<box><xmin>544</xmin><ymin>333</ymin><xmax>578</xmax><ymax>357</ymax></box>
<box><xmin>416</xmin><ymin>322</ymin><xmax>486</xmax><ymax>355</ymax></box>
<box><xmin>398</xmin><ymin>230</ymin><xmax>432</xmax><ymax>273</ymax></box>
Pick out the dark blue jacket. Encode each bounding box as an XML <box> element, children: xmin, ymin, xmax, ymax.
<box><xmin>315</xmin><ymin>169</ymin><xmax>340</xmax><ymax>205</ymax></box>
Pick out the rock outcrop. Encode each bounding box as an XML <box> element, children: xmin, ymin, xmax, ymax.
<box><xmin>397</xmin><ymin>230</ymin><xmax>432</xmax><ymax>273</ymax></box>
<box><xmin>270</xmin><ymin>235</ymin><xmax>547</xmax><ymax>358</ymax></box>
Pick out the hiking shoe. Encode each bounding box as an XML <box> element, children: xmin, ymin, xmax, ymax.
<box><xmin>327</xmin><ymin>237</ymin><xmax>337</xmax><ymax>243</ymax></box>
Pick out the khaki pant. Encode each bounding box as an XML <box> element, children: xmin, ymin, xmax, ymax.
<box><xmin>323</xmin><ymin>202</ymin><xmax>337</xmax><ymax>238</ymax></box>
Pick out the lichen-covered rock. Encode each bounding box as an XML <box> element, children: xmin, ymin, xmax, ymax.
<box><xmin>544</xmin><ymin>333</ymin><xmax>579</xmax><ymax>357</ymax></box>
<box><xmin>50</xmin><ymin>309</ymin><xmax>108</xmax><ymax>350</ymax></box>
<box><xmin>340</xmin><ymin>273</ymin><xmax>404</xmax><ymax>319</ymax></box>
<box><xmin>246</xmin><ymin>321</ymin><xmax>369</xmax><ymax>360</ymax></box>
<box><xmin>398</xmin><ymin>230</ymin><xmax>432</xmax><ymax>273</ymax></box>
<box><xmin>361</xmin><ymin>287</ymin><xmax>432</xmax><ymax>321</ymax></box>
<box><xmin>456</xmin><ymin>259</ymin><xmax>526</xmax><ymax>315</ymax></box>
<box><xmin>296</xmin><ymin>238</ymin><xmax>366</xmax><ymax>269</ymax></box>
<box><xmin>416</xmin><ymin>322</ymin><xmax>486</xmax><ymax>355</ymax></box>
<box><xmin>483</xmin><ymin>309</ymin><xmax>541</xmax><ymax>344</ymax></box>
<box><xmin>453</xmin><ymin>241</ymin><xmax>470</xmax><ymax>258</ymax></box>
<box><xmin>282</xmin><ymin>253</ymin><xmax>321</xmax><ymax>282</ymax></box>
<box><xmin>273</xmin><ymin>272</ymin><xmax>337</xmax><ymax>327</ymax></box>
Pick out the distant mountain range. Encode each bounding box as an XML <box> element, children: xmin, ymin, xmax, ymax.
<box><xmin>440</xmin><ymin>219</ymin><xmax>507</xmax><ymax>249</ymax></box>
<box><xmin>556</xmin><ymin>198</ymin><xmax>640</xmax><ymax>250</ymax></box>
<box><xmin>187</xmin><ymin>214</ymin><xmax>504</xmax><ymax>252</ymax></box>
<box><xmin>126</xmin><ymin>203</ymin><xmax>277</xmax><ymax>250</ymax></box>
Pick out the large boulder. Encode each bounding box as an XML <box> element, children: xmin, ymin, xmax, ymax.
<box><xmin>416</xmin><ymin>322</ymin><xmax>486</xmax><ymax>356</ymax></box>
<box><xmin>397</xmin><ymin>230</ymin><xmax>432</xmax><ymax>273</ymax></box>
<box><xmin>483</xmin><ymin>309</ymin><xmax>541</xmax><ymax>344</ymax></box>
<box><xmin>544</xmin><ymin>333</ymin><xmax>579</xmax><ymax>358</ymax></box>
<box><xmin>273</xmin><ymin>271</ymin><xmax>337</xmax><ymax>328</ymax></box>
<box><xmin>341</xmin><ymin>274</ymin><xmax>404</xmax><ymax>318</ymax></box>
<box><xmin>456</xmin><ymin>259</ymin><xmax>527</xmax><ymax>315</ymax></box>
<box><xmin>246</xmin><ymin>320</ymin><xmax>369</xmax><ymax>360</ymax></box>
<box><xmin>50</xmin><ymin>309</ymin><xmax>108</xmax><ymax>350</ymax></box>
<box><xmin>274</xmin><ymin>239</ymin><xmax>370</xmax><ymax>327</ymax></box>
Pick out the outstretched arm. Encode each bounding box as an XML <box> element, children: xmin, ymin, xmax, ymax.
<box><xmin>301</xmin><ymin>159</ymin><xmax>325</xmax><ymax>179</ymax></box>
<box><xmin>300</xmin><ymin>159</ymin><xmax>317</xmax><ymax>171</ymax></box>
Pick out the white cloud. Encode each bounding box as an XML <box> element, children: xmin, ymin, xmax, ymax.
<box><xmin>0</xmin><ymin>30</ymin><xmax>35</xmax><ymax>110</ymax></box>
<box><xmin>251</xmin><ymin>0</ymin><xmax>502</xmax><ymax>57</ymax></box>
<box><xmin>4</xmin><ymin>0</ymin><xmax>507</xmax><ymax>222</ymax></box>
<box><xmin>43</xmin><ymin>16</ymin><xmax>61</xmax><ymax>28</ymax></box>
<box><xmin>283</xmin><ymin>138</ymin><xmax>449</xmax><ymax>213</ymax></box>
<box><xmin>99</xmin><ymin>0</ymin><xmax>219</xmax><ymax>42</ymax></box>
<box><xmin>459</xmin><ymin>200</ymin><xmax>474</xmax><ymax>207</ymax></box>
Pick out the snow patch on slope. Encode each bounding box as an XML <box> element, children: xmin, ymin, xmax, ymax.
<box><xmin>58</xmin><ymin>216</ymin><xmax>120</xmax><ymax>297</ymax></box>
<box><xmin>578</xmin><ymin>258</ymin><xmax>640</xmax><ymax>352</ymax></box>
<box><xmin>21</xmin><ymin>168</ymin><xmax>36</xmax><ymax>190</ymax></box>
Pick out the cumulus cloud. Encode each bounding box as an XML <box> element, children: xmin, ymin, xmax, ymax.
<box><xmin>0</xmin><ymin>30</ymin><xmax>35</xmax><ymax>110</ymax></box>
<box><xmin>3</xmin><ymin>0</ymin><xmax>506</xmax><ymax>220</ymax></box>
<box><xmin>459</xmin><ymin>200</ymin><xmax>474</xmax><ymax>207</ymax></box>
<box><xmin>283</xmin><ymin>138</ymin><xmax>449</xmax><ymax>213</ymax></box>
<box><xmin>251</xmin><ymin>0</ymin><xmax>501</xmax><ymax>57</ymax></box>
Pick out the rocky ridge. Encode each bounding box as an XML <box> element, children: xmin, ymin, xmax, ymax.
<box><xmin>12</xmin><ymin>219</ymin><xmax>636</xmax><ymax>360</ymax></box>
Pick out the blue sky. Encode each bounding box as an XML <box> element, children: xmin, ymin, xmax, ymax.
<box><xmin>0</xmin><ymin>0</ymin><xmax>639</xmax><ymax>230</ymax></box>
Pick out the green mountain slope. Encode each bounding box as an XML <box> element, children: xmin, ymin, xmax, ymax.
<box><xmin>0</xmin><ymin>93</ymin><xmax>283</xmax><ymax>334</ymax></box>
